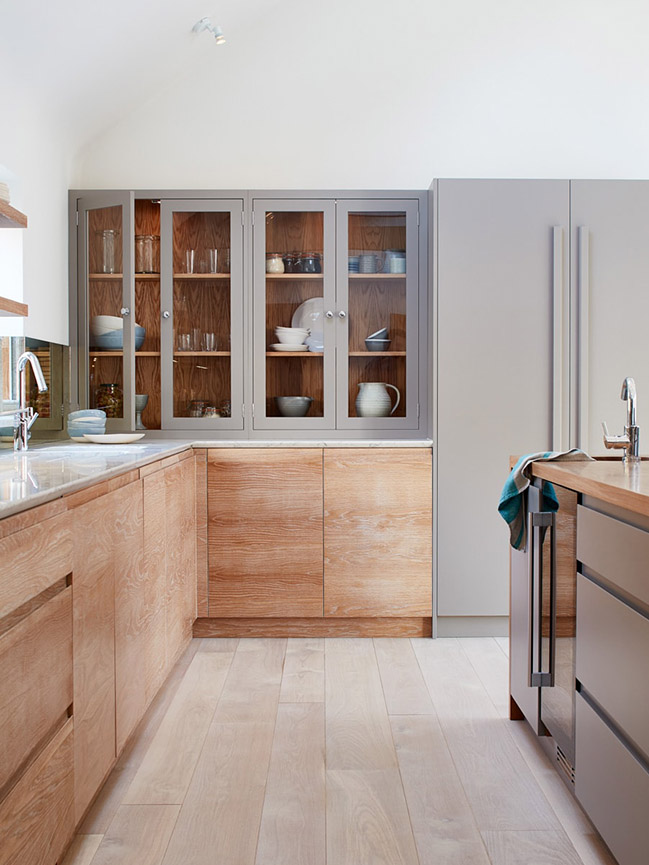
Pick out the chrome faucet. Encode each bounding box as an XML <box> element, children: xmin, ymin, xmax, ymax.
<box><xmin>13</xmin><ymin>351</ymin><xmax>47</xmax><ymax>452</ymax></box>
<box><xmin>602</xmin><ymin>376</ymin><xmax>640</xmax><ymax>462</ymax></box>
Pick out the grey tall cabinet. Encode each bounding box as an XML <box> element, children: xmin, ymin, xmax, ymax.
<box><xmin>434</xmin><ymin>178</ymin><xmax>649</xmax><ymax>630</ymax></box>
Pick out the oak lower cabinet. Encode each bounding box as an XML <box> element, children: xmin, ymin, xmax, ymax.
<box><xmin>203</xmin><ymin>447</ymin><xmax>432</xmax><ymax>635</ymax></box>
<box><xmin>0</xmin><ymin>508</ymin><xmax>75</xmax><ymax>865</ymax></box>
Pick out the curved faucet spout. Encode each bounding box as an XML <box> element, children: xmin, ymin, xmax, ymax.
<box><xmin>13</xmin><ymin>351</ymin><xmax>48</xmax><ymax>452</ymax></box>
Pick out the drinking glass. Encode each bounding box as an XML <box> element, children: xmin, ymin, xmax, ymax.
<box><xmin>191</xmin><ymin>328</ymin><xmax>201</xmax><ymax>351</ymax></box>
<box><xmin>208</xmin><ymin>249</ymin><xmax>218</xmax><ymax>273</ymax></box>
<box><xmin>185</xmin><ymin>249</ymin><xmax>195</xmax><ymax>274</ymax></box>
<box><xmin>202</xmin><ymin>333</ymin><xmax>216</xmax><ymax>351</ymax></box>
<box><xmin>178</xmin><ymin>333</ymin><xmax>191</xmax><ymax>351</ymax></box>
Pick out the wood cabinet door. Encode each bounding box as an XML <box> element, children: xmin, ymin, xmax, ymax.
<box><xmin>71</xmin><ymin>490</ymin><xmax>118</xmax><ymax>822</ymax></box>
<box><xmin>207</xmin><ymin>449</ymin><xmax>324</xmax><ymax>617</ymax></box>
<box><xmin>165</xmin><ymin>455</ymin><xmax>197</xmax><ymax>663</ymax></box>
<box><xmin>113</xmin><ymin>481</ymin><xmax>147</xmax><ymax>754</ymax></box>
<box><xmin>323</xmin><ymin>449</ymin><xmax>432</xmax><ymax>617</ymax></box>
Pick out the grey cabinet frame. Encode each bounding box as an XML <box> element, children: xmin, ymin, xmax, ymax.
<box><xmin>160</xmin><ymin>198</ymin><xmax>245</xmax><ymax>431</ymax></box>
<box><xmin>335</xmin><ymin>198</ymin><xmax>420</xmax><ymax>430</ymax></box>
<box><xmin>75</xmin><ymin>191</ymin><xmax>135</xmax><ymax>433</ymax></box>
<box><xmin>251</xmin><ymin>198</ymin><xmax>337</xmax><ymax>430</ymax></box>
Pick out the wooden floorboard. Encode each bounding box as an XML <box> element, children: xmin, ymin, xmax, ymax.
<box><xmin>374</xmin><ymin>637</ymin><xmax>435</xmax><ymax>714</ymax></box>
<box><xmin>325</xmin><ymin>638</ymin><xmax>397</xmax><ymax>770</ymax></box>
<box><xmin>63</xmin><ymin>637</ymin><xmax>616</xmax><ymax>865</ymax></box>
<box><xmin>123</xmin><ymin>651</ymin><xmax>234</xmax><ymax>804</ymax></box>
<box><xmin>90</xmin><ymin>805</ymin><xmax>180</xmax><ymax>865</ymax></box>
<box><xmin>279</xmin><ymin>638</ymin><xmax>325</xmax><ymax>703</ymax></box>
<box><xmin>255</xmin><ymin>703</ymin><xmax>326</xmax><ymax>865</ymax></box>
<box><xmin>391</xmin><ymin>714</ymin><xmax>491</xmax><ymax>865</ymax></box>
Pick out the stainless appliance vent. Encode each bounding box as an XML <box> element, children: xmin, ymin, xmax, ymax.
<box><xmin>556</xmin><ymin>745</ymin><xmax>575</xmax><ymax>784</ymax></box>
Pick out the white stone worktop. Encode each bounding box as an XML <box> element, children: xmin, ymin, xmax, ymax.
<box><xmin>0</xmin><ymin>438</ymin><xmax>433</xmax><ymax>519</ymax></box>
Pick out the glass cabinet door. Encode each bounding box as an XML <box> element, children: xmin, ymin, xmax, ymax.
<box><xmin>335</xmin><ymin>200</ymin><xmax>420</xmax><ymax>429</ymax></box>
<box><xmin>160</xmin><ymin>199</ymin><xmax>244</xmax><ymax>429</ymax></box>
<box><xmin>252</xmin><ymin>199</ymin><xmax>336</xmax><ymax>429</ymax></box>
<box><xmin>78</xmin><ymin>192</ymin><xmax>134</xmax><ymax>431</ymax></box>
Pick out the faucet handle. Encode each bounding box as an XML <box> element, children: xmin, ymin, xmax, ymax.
<box><xmin>602</xmin><ymin>421</ymin><xmax>630</xmax><ymax>449</ymax></box>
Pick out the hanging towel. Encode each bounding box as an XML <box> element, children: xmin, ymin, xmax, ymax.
<box><xmin>499</xmin><ymin>449</ymin><xmax>593</xmax><ymax>550</ymax></box>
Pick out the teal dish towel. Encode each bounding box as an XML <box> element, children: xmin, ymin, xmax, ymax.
<box><xmin>498</xmin><ymin>449</ymin><xmax>593</xmax><ymax>550</ymax></box>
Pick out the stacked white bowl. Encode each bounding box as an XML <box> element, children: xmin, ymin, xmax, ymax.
<box><xmin>272</xmin><ymin>326</ymin><xmax>309</xmax><ymax>351</ymax></box>
<box><xmin>67</xmin><ymin>409</ymin><xmax>107</xmax><ymax>442</ymax></box>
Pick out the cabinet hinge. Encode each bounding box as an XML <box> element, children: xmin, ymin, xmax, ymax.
<box><xmin>241</xmin><ymin>211</ymin><xmax>245</xmax><ymax>226</ymax></box>
<box><xmin>241</xmin><ymin>403</ymin><xmax>245</xmax><ymax>418</ymax></box>
<box><xmin>416</xmin><ymin>211</ymin><xmax>420</xmax><ymax>226</ymax></box>
<box><xmin>417</xmin><ymin>403</ymin><xmax>420</xmax><ymax>418</ymax></box>
<box><xmin>251</xmin><ymin>211</ymin><xmax>255</xmax><ymax>226</ymax></box>
<box><xmin>75</xmin><ymin>211</ymin><xmax>79</xmax><ymax>226</ymax></box>
<box><xmin>61</xmin><ymin>403</ymin><xmax>65</xmax><ymax>418</ymax></box>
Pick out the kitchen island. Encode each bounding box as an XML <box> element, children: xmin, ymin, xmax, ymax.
<box><xmin>511</xmin><ymin>456</ymin><xmax>649</xmax><ymax>865</ymax></box>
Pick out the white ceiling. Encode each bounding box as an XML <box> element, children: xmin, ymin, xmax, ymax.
<box><xmin>0</xmin><ymin>0</ymin><xmax>286</xmax><ymax>146</ymax></box>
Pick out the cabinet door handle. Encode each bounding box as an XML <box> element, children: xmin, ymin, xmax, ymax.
<box><xmin>120</xmin><ymin>307</ymin><xmax>130</xmax><ymax>317</ymax></box>
<box><xmin>529</xmin><ymin>507</ymin><xmax>555</xmax><ymax>688</ymax></box>
<box><xmin>338</xmin><ymin>310</ymin><xmax>347</xmax><ymax>319</ymax></box>
<box><xmin>162</xmin><ymin>310</ymin><xmax>170</xmax><ymax>319</ymax></box>
<box><xmin>325</xmin><ymin>310</ymin><xmax>334</xmax><ymax>319</ymax></box>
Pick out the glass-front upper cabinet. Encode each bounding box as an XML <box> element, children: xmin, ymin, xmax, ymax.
<box><xmin>252</xmin><ymin>200</ymin><xmax>336</xmax><ymax>428</ymax></box>
<box><xmin>78</xmin><ymin>192</ymin><xmax>134</xmax><ymax>430</ymax></box>
<box><xmin>336</xmin><ymin>200</ymin><xmax>420</xmax><ymax>429</ymax></box>
<box><xmin>160</xmin><ymin>199</ymin><xmax>244</xmax><ymax>429</ymax></box>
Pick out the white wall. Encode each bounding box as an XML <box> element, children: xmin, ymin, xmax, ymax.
<box><xmin>0</xmin><ymin>80</ymin><xmax>73</xmax><ymax>344</ymax></box>
<box><xmin>75</xmin><ymin>0</ymin><xmax>649</xmax><ymax>189</ymax></box>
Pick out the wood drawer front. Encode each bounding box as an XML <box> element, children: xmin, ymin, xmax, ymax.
<box><xmin>577</xmin><ymin>505</ymin><xmax>649</xmax><ymax>608</ymax></box>
<box><xmin>576</xmin><ymin>574</ymin><xmax>649</xmax><ymax>758</ymax></box>
<box><xmin>324</xmin><ymin>449</ymin><xmax>432</xmax><ymax>617</ymax></box>
<box><xmin>576</xmin><ymin>694</ymin><xmax>649</xmax><ymax>865</ymax></box>
<box><xmin>0</xmin><ymin>587</ymin><xmax>73</xmax><ymax>793</ymax></box>
<box><xmin>0</xmin><ymin>512</ymin><xmax>72</xmax><ymax>620</ymax></box>
<box><xmin>208</xmin><ymin>449</ymin><xmax>324</xmax><ymax>618</ymax></box>
<box><xmin>0</xmin><ymin>718</ymin><xmax>74</xmax><ymax>865</ymax></box>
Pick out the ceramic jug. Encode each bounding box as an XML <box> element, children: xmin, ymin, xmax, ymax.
<box><xmin>355</xmin><ymin>382</ymin><xmax>401</xmax><ymax>417</ymax></box>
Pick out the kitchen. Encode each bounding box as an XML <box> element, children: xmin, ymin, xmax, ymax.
<box><xmin>1</xmin><ymin>2</ymin><xmax>649</xmax><ymax>864</ymax></box>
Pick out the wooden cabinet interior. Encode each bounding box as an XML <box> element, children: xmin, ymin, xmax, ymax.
<box><xmin>264</xmin><ymin>210</ymin><xmax>325</xmax><ymax>417</ymax></box>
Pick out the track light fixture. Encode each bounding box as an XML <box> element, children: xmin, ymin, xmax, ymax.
<box><xmin>192</xmin><ymin>17</ymin><xmax>226</xmax><ymax>45</ymax></box>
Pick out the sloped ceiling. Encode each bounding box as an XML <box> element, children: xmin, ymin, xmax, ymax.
<box><xmin>0</xmin><ymin>0</ymin><xmax>286</xmax><ymax>147</ymax></box>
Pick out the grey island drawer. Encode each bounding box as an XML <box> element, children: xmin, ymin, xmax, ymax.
<box><xmin>577</xmin><ymin>505</ymin><xmax>649</xmax><ymax>608</ymax></box>
<box><xmin>576</xmin><ymin>574</ymin><xmax>649</xmax><ymax>759</ymax></box>
<box><xmin>576</xmin><ymin>693</ymin><xmax>649</xmax><ymax>865</ymax></box>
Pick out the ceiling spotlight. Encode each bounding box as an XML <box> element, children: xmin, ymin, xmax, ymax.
<box><xmin>193</xmin><ymin>17</ymin><xmax>226</xmax><ymax>44</ymax></box>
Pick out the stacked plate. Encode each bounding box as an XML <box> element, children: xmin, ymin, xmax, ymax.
<box><xmin>67</xmin><ymin>409</ymin><xmax>107</xmax><ymax>442</ymax></box>
<box><xmin>90</xmin><ymin>315</ymin><xmax>146</xmax><ymax>350</ymax></box>
<box><xmin>271</xmin><ymin>326</ymin><xmax>309</xmax><ymax>351</ymax></box>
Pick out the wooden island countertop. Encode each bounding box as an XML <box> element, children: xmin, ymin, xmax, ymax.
<box><xmin>531</xmin><ymin>458</ymin><xmax>649</xmax><ymax>517</ymax></box>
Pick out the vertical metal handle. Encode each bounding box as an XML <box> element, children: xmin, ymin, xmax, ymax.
<box><xmin>577</xmin><ymin>226</ymin><xmax>590</xmax><ymax>452</ymax></box>
<box><xmin>529</xmin><ymin>508</ymin><xmax>555</xmax><ymax>688</ymax></box>
<box><xmin>552</xmin><ymin>226</ymin><xmax>565</xmax><ymax>451</ymax></box>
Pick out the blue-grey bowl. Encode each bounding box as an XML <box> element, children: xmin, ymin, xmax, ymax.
<box><xmin>67</xmin><ymin>409</ymin><xmax>106</xmax><ymax>421</ymax></box>
<box><xmin>67</xmin><ymin>425</ymin><xmax>106</xmax><ymax>437</ymax></box>
<box><xmin>91</xmin><ymin>326</ymin><xmax>145</xmax><ymax>351</ymax></box>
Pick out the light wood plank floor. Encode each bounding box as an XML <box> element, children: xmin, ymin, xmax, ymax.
<box><xmin>62</xmin><ymin>637</ymin><xmax>617</xmax><ymax>865</ymax></box>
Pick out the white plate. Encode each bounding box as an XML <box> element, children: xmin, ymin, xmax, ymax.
<box><xmin>83</xmin><ymin>433</ymin><xmax>145</xmax><ymax>444</ymax></box>
<box><xmin>291</xmin><ymin>297</ymin><xmax>324</xmax><ymax>331</ymax></box>
<box><xmin>269</xmin><ymin>343</ymin><xmax>309</xmax><ymax>352</ymax></box>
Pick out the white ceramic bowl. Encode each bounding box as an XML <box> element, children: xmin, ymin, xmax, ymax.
<box><xmin>275</xmin><ymin>327</ymin><xmax>308</xmax><ymax>345</ymax></box>
<box><xmin>91</xmin><ymin>315</ymin><xmax>143</xmax><ymax>336</ymax></box>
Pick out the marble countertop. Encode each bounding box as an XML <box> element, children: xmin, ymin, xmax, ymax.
<box><xmin>0</xmin><ymin>438</ymin><xmax>433</xmax><ymax>519</ymax></box>
<box><xmin>532</xmin><ymin>457</ymin><xmax>649</xmax><ymax>517</ymax></box>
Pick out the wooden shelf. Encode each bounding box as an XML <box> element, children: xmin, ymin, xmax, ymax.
<box><xmin>135</xmin><ymin>273</ymin><xmax>160</xmax><ymax>280</ymax></box>
<box><xmin>348</xmin><ymin>273</ymin><xmax>406</xmax><ymax>279</ymax></box>
<box><xmin>89</xmin><ymin>273</ymin><xmax>123</xmax><ymax>280</ymax></box>
<box><xmin>0</xmin><ymin>200</ymin><xmax>28</xmax><ymax>229</ymax></box>
<box><xmin>0</xmin><ymin>295</ymin><xmax>28</xmax><ymax>317</ymax></box>
<box><xmin>266</xmin><ymin>351</ymin><xmax>323</xmax><ymax>357</ymax></box>
<box><xmin>174</xmin><ymin>351</ymin><xmax>231</xmax><ymax>357</ymax></box>
<box><xmin>89</xmin><ymin>351</ymin><xmax>160</xmax><ymax>357</ymax></box>
<box><xmin>173</xmin><ymin>273</ymin><xmax>231</xmax><ymax>280</ymax></box>
<box><xmin>265</xmin><ymin>273</ymin><xmax>323</xmax><ymax>279</ymax></box>
<box><xmin>349</xmin><ymin>351</ymin><xmax>406</xmax><ymax>357</ymax></box>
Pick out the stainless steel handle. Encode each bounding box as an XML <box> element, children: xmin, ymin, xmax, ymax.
<box><xmin>120</xmin><ymin>307</ymin><xmax>130</xmax><ymax>316</ymax></box>
<box><xmin>338</xmin><ymin>310</ymin><xmax>347</xmax><ymax>319</ymax></box>
<box><xmin>552</xmin><ymin>226</ymin><xmax>566</xmax><ymax>450</ymax></box>
<box><xmin>577</xmin><ymin>226</ymin><xmax>589</xmax><ymax>451</ymax></box>
<box><xmin>162</xmin><ymin>310</ymin><xmax>170</xmax><ymax>319</ymax></box>
<box><xmin>529</xmin><ymin>502</ymin><xmax>555</xmax><ymax>689</ymax></box>
<box><xmin>325</xmin><ymin>310</ymin><xmax>334</xmax><ymax>319</ymax></box>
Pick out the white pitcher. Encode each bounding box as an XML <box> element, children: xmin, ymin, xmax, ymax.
<box><xmin>355</xmin><ymin>382</ymin><xmax>401</xmax><ymax>417</ymax></box>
